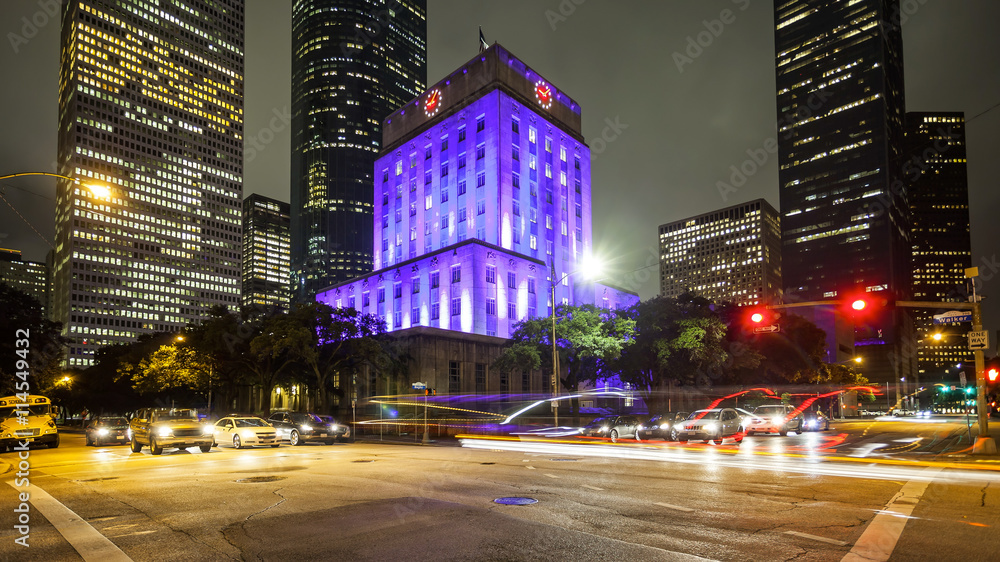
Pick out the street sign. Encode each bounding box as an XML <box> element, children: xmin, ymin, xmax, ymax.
<box><xmin>969</xmin><ymin>330</ymin><xmax>989</xmax><ymax>351</ymax></box>
<box><xmin>753</xmin><ymin>325</ymin><xmax>780</xmax><ymax>334</ymax></box>
<box><xmin>960</xmin><ymin>372</ymin><xmax>967</xmax><ymax>387</ymax></box>
<box><xmin>933</xmin><ymin>310</ymin><xmax>973</xmax><ymax>324</ymax></box>
<box><xmin>411</xmin><ymin>382</ymin><xmax>427</xmax><ymax>390</ymax></box>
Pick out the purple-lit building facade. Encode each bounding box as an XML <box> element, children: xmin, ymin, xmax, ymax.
<box><xmin>317</xmin><ymin>45</ymin><xmax>637</xmax><ymax>338</ymax></box>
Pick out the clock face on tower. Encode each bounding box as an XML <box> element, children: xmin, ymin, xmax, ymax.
<box><xmin>424</xmin><ymin>89</ymin><xmax>442</xmax><ymax>117</ymax></box>
<box><xmin>534</xmin><ymin>81</ymin><xmax>553</xmax><ymax>109</ymax></box>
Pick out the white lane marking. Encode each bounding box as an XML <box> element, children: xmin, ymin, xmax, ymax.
<box><xmin>6</xmin><ymin>480</ymin><xmax>133</xmax><ymax>561</ymax></box>
<box><xmin>785</xmin><ymin>531</ymin><xmax>847</xmax><ymax>546</ymax></box>
<box><xmin>525</xmin><ymin>465</ymin><xmax>536</xmax><ymax>470</ymax></box>
<box><xmin>654</xmin><ymin>502</ymin><xmax>694</xmax><ymax>513</ymax></box>
<box><xmin>842</xmin><ymin>466</ymin><xmax>943</xmax><ymax>562</ymax></box>
<box><xmin>543</xmin><ymin>473</ymin><xmax>560</xmax><ymax>479</ymax></box>
<box><xmin>581</xmin><ymin>484</ymin><xmax>604</xmax><ymax>491</ymax></box>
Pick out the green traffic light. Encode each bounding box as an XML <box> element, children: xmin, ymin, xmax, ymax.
<box><xmin>965</xmin><ymin>387</ymin><xmax>975</xmax><ymax>395</ymax></box>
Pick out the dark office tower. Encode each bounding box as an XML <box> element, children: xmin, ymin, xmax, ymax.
<box><xmin>55</xmin><ymin>1</ymin><xmax>244</xmax><ymax>367</ymax></box>
<box><xmin>290</xmin><ymin>0</ymin><xmax>427</xmax><ymax>301</ymax></box>
<box><xmin>775</xmin><ymin>0</ymin><xmax>912</xmax><ymax>384</ymax></box>
<box><xmin>243</xmin><ymin>195</ymin><xmax>291</xmax><ymax>311</ymax></box>
<box><xmin>0</xmin><ymin>248</ymin><xmax>49</xmax><ymax>314</ymax></box>
<box><xmin>906</xmin><ymin>113</ymin><xmax>973</xmax><ymax>382</ymax></box>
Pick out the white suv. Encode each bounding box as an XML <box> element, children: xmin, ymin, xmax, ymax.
<box><xmin>746</xmin><ymin>404</ymin><xmax>804</xmax><ymax>436</ymax></box>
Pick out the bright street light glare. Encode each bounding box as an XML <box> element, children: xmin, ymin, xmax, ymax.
<box><xmin>577</xmin><ymin>254</ymin><xmax>604</xmax><ymax>280</ymax></box>
<box><xmin>86</xmin><ymin>183</ymin><xmax>111</xmax><ymax>199</ymax></box>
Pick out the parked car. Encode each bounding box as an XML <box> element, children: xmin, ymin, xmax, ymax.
<box><xmin>129</xmin><ymin>408</ymin><xmax>214</xmax><ymax>455</ymax></box>
<box><xmin>635</xmin><ymin>412</ymin><xmax>689</xmax><ymax>441</ymax></box>
<box><xmin>801</xmin><ymin>410</ymin><xmax>831</xmax><ymax>431</ymax></box>
<box><xmin>267</xmin><ymin>412</ymin><xmax>344</xmax><ymax>445</ymax></box>
<box><xmin>675</xmin><ymin>408</ymin><xmax>745</xmax><ymax>445</ymax></box>
<box><xmin>212</xmin><ymin>416</ymin><xmax>280</xmax><ymax>449</ymax></box>
<box><xmin>85</xmin><ymin>416</ymin><xmax>130</xmax><ymax>446</ymax></box>
<box><xmin>746</xmin><ymin>404</ymin><xmax>805</xmax><ymax>436</ymax></box>
<box><xmin>579</xmin><ymin>415</ymin><xmax>641</xmax><ymax>443</ymax></box>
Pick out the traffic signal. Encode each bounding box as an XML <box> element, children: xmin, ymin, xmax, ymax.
<box><xmin>989</xmin><ymin>367</ymin><xmax>999</xmax><ymax>383</ymax></box>
<box><xmin>425</xmin><ymin>388</ymin><xmax>436</xmax><ymax>396</ymax></box>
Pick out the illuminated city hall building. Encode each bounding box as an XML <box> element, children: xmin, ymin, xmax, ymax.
<box><xmin>242</xmin><ymin>194</ymin><xmax>291</xmax><ymax>310</ymax></box>
<box><xmin>658</xmin><ymin>199</ymin><xmax>781</xmax><ymax>307</ymax></box>
<box><xmin>54</xmin><ymin>0</ymin><xmax>244</xmax><ymax>366</ymax></box>
<box><xmin>290</xmin><ymin>0</ymin><xmax>427</xmax><ymax>301</ymax></box>
<box><xmin>317</xmin><ymin>44</ymin><xmax>637</xmax><ymax>342</ymax></box>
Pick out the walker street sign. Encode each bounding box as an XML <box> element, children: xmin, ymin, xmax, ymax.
<box><xmin>933</xmin><ymin>310</ymin><xmax>973</xmax><ymax>324</ymax></box>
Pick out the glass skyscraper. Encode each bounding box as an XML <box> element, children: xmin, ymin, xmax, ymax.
<box><xmin>55</xmin><ymin>0</ymin><xmax>244</xmax><ymax>367</ymax></box>
<box><xmin>290</xmin><ymin>0</ymin><xmax>427</xmax><ymax>302</ymax></box>
<box><xmin>906</xmin><ymin>112</ymin><xmax>973</xmax><ymax>382</ymax></box>
<box><xmin>775</xmin><ymin>0</ymin><xmax>912</xmax><ymax>384</ymax></box>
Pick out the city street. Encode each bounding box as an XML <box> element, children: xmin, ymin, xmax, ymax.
<box><xmin>2</xmin><ymin>419</ymin><xmax>999</xmax><ymax>561</ymax></box>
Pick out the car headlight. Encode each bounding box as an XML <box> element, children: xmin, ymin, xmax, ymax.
<box><xmin>771</xmin><ymin>416</ymin><xmax>784</xmax><ymax>425</ymax></box>
<box><xmin>203</xmin><ymin>425</ymin><xmax>214</xmax><ymax>435</ymax></box>
<box><xmin>329</xmin><ymin>424</ymin><xmax>338</xmax><ymax>431</ymax></box>
<box><xmin>637</xmin><ymin>425</ymin><xmax>645</xmax><ymax>431</ymax></box>
<box><xmin>704</xmin><ymin>423</ymin><xmax>718</xmax><ymax>433</ymax></box>
<box><xmin>600</xmin><ymin>426</ymin><xmax>609</xmax><ymax>433</ymax></box>
<box><xmin>157</xmin><ymin>427</ymin><xmax>172</xmax><ymax>437</ymax></box>
<box><xmin>301</xmin><ymin>424</ymin><xmax>313</xmax><ymax>431</ymax></box>
<box><xmin>97</xmin><ymin>428</ymin><xmax>109</xmax><ymax>436</ymax></box>
<box><xmin>659</xmin><ymin>423</ymin><xmax>670</xmax><ymax>430</ymax></box>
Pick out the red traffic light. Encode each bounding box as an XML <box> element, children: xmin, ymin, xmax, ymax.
<box><xmin>989</xmin><ymin>368</ymin><xmax>999</xmax><ymax>382</ymax></box>
<box><xmin>751</xmin><ymin>312</ymin><xmax>765</xmax><ymax>323</ymax></box>
<box><xmin>851</xmin><ymin>299</ymin><xmax>867</xmax><ymax>311</ymax></box>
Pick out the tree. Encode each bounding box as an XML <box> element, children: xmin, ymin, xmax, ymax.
<box><xmin>494</xmin><ymin>304</ymin><xmax>635</xmax><ymax>425</ymax></box>
<box><xmin>243</xmin><ymin>312</ymin><xmax>299</xmax><ymax>415</ymax></box>
<box><xmin>128</xmin><ymin>344</ymin><xmax>213</xmax><ymax>395</ymax></box>
<box><xmin>286</xmin><ymin>303</ymin><xmax>386</xmax><ymax>414</ymax></box>
<box><xmin>0</xmin><ymin>284</ymin><xmax>67</xmax><ymax>395</ymax></box>
<box><xmin>613</xmin><ymin>296</ymin><xmax>735</xmax><ymax>414</ymax></box>
<box><xmin>727</xmin><ymin>312</ymin><xmax>831</xmax><ymax>385</ymax></box>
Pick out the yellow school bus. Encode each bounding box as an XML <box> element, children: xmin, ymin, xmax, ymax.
<box><xmin>0</xmin><ymin>395</ymin><xmax>59</xmax><ymax>450</ymax></box>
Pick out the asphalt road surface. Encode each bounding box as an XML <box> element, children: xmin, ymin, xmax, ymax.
<box><xmin>1</xmin><ymin>418</ymin><xmax>999</xmax><ymax>561</ymax></box>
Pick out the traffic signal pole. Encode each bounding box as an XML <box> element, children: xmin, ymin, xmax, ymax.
<box><xmin>761</xmin><ymin>292</ymin><xmax>995</xmax><ymax>455</ymax></box>
<box><xmin>897</xmin><ymin>298</ymin><xmax>996</xmax><ymax>455</ymax></box>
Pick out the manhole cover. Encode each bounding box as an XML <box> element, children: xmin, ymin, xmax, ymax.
<box><xmin>77</xmin><ymin>477</ymin><xmax>119</xmax><ymax>482</ymax></box>
<box><xmin>494</xmin><ymin>497</ymin><xmax>538</xmax><ymax>506</ymax></box>
<box><xmin>236</xmin><ymin>476</ymin><xmax>286</xmax><ymax>483</ymax></box>
<box><xmin>481</xmin><ymin>462</ymin><xmax>495</xmax><ymax>465</ymax></box>
<box><xmin>351</xmin><ymin>459</ymin><xmax>375</xmax><ymax>463</ymax></box>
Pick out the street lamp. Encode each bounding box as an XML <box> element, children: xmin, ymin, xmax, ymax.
<box><xmin>549</xmin><ymin>255</ymin><xmax>603</xmax><ymax>428</ymax></box>
<box><xmin>0</xmin><ymin>172</ymin><xmax>107</xmax><ymax>247</ymax></box>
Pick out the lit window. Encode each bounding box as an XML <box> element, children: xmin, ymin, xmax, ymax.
<box><xmin>486</xmin><ymin>265</ymin><xmax>496</xmax><ymax>284</ymax></box>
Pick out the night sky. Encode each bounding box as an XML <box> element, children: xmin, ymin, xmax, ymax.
<box><xmin>1</xmin><ymin>1</ymin><xmax>998</xmax><ymax>334</ymax></box>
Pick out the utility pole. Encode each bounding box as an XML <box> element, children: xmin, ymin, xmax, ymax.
<box><xmin>898</xmin><ymin>266</ymin><xmax>996</xmax><ymax>454</ymax></box>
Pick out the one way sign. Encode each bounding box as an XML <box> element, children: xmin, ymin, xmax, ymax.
<box><xmin>969</xmin><ymin>330</ymin><xmax>988</xmax><ymax>351</ymax></box>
